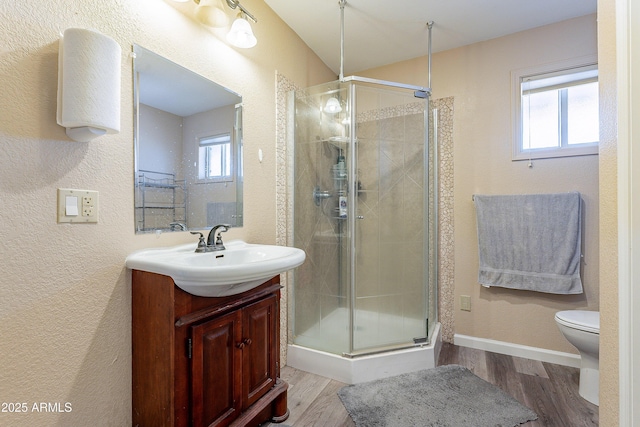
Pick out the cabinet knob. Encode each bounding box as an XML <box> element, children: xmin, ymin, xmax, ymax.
<box><xmin>236</xmin><ymin>342</ymin><xmax>245</xmax><ymax>349</ymax></box>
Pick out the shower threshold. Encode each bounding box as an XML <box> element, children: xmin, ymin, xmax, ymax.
<box><xmin>287</xmin><ymin>323</ymin><xmax>441</xmax><ymax>384</ymax></box>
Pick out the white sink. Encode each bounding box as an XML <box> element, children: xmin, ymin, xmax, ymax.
<box><xmin>126</xmin><ymin>240</ymin><xmax>306</xmax><ymax>297</ymax></box>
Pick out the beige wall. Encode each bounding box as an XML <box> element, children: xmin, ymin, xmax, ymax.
<box><xmin>0</xmin><ymin>0</ymin><xmax>334</xmax><ymax>425</ymax></box>
<box><xmin>596</xmin><ymin>0</ymin><xmax>618</xmax><ymax>424</ymax></box>
<box><xmin>361</xmin><ymin>15</ymin><xmax>600</xmax><ymax>354</ymax></box>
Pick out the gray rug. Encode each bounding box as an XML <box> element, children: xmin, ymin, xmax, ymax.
<box><xmin>337</xmin><ymin>364</ymin><xmax>537</xmax><ymax>427</ymax></box>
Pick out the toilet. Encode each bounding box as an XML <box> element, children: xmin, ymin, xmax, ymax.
<box><xmin>555</xmin><ymin>310</ymin><xmax>600</xmax><ymax>406</ymax></box>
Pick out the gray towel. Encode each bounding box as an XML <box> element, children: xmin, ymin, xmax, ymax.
<box><xmin>474</xmin><ymin>192</ymin><xmax>583</xmax><ymax>294</ymax></box>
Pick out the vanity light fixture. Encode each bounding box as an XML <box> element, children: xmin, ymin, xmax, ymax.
<box><xmin>174</xmin><ymin>0</ymin><xmax>258</xmax><ymax>48</ymax></box>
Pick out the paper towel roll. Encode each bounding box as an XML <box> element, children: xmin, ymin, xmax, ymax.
<box><xmin>56</xmin><ymin>28</ymin><xmax>121</xmax><ymax>141</ymax></box>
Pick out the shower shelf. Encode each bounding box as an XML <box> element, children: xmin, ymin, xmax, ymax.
<box><xmin>135</xmin><ymin>170</ymin><xmax>187</xmax><ymax>232</ymax></box>
<box><xmin>331</xmin><ymin>207</ymin><xmax>349</xmax><ymax>220</ymax></box>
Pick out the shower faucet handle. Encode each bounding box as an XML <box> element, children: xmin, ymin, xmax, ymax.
<box><xmin>313</xmin><ymin>187</ymin><xmax>331</xmax><ymax>206</ymax></box>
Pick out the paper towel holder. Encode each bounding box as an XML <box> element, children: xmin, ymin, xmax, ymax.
<box><xmin>57</xmin><ymin>28</ymin><xmax>121</xmax><ymax>142</ymax></box>
<box><xmin>65</xmin><ymin>126</ymin><xmax>107</xmax><ymax>142</ymax></box>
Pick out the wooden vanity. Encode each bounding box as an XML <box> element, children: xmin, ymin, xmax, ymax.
<box><xmin>131</xmin><ymin>271</ymin><xmax>288</xmax><ymax>427</ymax></box>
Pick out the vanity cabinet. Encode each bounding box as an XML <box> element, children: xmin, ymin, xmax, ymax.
<box><xmin>131</xmin><ymin>271</ymin><xmax>288</xmax><ymax>427</ymax></box>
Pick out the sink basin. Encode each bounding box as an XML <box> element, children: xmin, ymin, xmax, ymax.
<box><xmin>126</xmin><ymin>240</ymin><xmax>306</xmax><ymax>297</ymax></box>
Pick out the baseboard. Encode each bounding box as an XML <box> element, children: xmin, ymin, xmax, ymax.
<box><xmin>453</xmin><ymin>334</ymin><xmax>581</xmax><ymax>368</ymax></box>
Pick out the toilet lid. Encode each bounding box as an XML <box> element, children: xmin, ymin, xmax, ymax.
<box><xmin>555</xmin><ymin>310</ymin><xmax>599</xmax><ymax>334</ymax></box>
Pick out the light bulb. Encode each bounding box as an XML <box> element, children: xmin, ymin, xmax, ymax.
<box><xmin>324</xmin><ymin>97</ymin><xmax>342</xmax><ymax>114</ymax></box>
<box><xmin>195</xmin><ymin>0</ymin><xmax>229</xmax><ymax>28</ymax></box>
<box><xmin>227</xmin><ymin>15</ymin><xmax>257</xmax><ymax>48</ymax></box>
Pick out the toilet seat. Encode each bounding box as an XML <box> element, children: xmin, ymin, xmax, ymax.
<box><xmin>555</xmin><ymin>310</ymin><xmax>599</xmax><ymax>334</ymax></box>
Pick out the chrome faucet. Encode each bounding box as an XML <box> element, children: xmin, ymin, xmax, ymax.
<box><xmin>207</xmin><ymin>224</ymin><xmax>231</xmax><ymax>251</ymax></box>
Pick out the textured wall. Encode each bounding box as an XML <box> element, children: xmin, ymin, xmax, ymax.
<box><xmin>596</xmin><ymin>0</ymin><xmax>618</xmax><ymax>423</ymax></box>
<box><xmin>0</xmin><ymin>1</ymin><xmax>333</xmax><ymax>425</ymax></box>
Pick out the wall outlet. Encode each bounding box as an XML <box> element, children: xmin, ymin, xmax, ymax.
<box><xmin>58</xmin><ymin>189</ymin><xmax>99</xmax><ymax>223</ymax></box>
<box><xmin>460</xmin><ymin>295</ymin><xmax>471</xmax><ymax>311</ymax></box>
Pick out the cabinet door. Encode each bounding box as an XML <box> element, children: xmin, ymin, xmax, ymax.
<box><xmin>191</xmin><ymin>309</ymin><xmax>243</xmax><ymax>427</ymax></box>
<box><xmin>242</xmin><ymin>294</ymin><xmax>278</xmax><ymax>409</ymax></box>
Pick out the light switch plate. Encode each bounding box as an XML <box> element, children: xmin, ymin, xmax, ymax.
<box><xmin>57</xmin><ymin>188</ymin><xmax>99</xmax><ymax>223</ymax></box>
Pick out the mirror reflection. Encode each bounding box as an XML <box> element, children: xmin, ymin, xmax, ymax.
<box><xmin>133</xmin><ymin>44</ymin><xmax>243</xmax><ymax>233</ymax></box>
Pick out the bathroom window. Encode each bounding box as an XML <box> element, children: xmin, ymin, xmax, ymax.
<box><xmin>198</xmin><ymin>133</ymin><xmax>232</xmax><ymax>181</ymax></box>
<box><xmin>512</xmin><ymin>58</ymin><xmax>599</xmax><ymax>161</ymax></box>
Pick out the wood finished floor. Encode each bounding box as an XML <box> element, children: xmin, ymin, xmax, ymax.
<box><xmin>275</xmin><ymin>342</ymin><xmax>598</xmax><ymax>427</ymax></box>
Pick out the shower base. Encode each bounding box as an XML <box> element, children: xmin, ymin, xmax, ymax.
<box><xmin>287</xmin><ymin>322</ymin><xmax>441</xmax><ymax>384</ymax></box>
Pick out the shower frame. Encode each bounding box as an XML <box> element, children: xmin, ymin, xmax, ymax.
<box><xmin>290</xmin><ymin>74</ymin><xmax>437</xmax><ymax>359</ymax></box>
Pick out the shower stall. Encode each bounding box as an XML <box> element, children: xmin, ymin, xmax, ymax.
<box><xmin>287</xmin><ymin>75</ymin><xmax>439</xmax><ymax>383</ymax></box>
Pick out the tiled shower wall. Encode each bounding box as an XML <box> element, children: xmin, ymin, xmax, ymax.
<box><xmin>431</xmin><ymin>96</ymin><xmax>455</xmax><ymax>343</ymax></box>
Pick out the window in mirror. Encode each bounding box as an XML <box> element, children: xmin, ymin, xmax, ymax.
<box><xmin>199</xmin><ymin>133</ymin><xmax>232</xmax><ymax>181</ymax></box>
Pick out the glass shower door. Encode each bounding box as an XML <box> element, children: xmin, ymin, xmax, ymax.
<box><xmin>350</xmin><ymin>82</ymin><xmax>429</xmax><ymax>355</ymax></box>
<box><xmin>291</xmin><ymin>81</ymin><xmax>352</xmax><ymax>356</ymax></box>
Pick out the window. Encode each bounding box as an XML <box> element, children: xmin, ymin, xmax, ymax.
<box><xmin>198</xmin><ymin>133</ymin><xmax>232</xmax><ymax>181</ymax></box>
<box><xmin>512</xmin><ymin>58</ymin><xmax>599</xmax><ymax>160</ymax></box>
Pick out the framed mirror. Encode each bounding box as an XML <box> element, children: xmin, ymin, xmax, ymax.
<box><xmin>133</xmin><ymin>45</ymin><xmax>243</xmax><ymax>233</ymax></box>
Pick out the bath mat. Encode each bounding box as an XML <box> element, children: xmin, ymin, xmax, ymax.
<box><xmin>338</xmin><ymin>364</ymin><xmax>537</xmax><ymax>427</ymax></box>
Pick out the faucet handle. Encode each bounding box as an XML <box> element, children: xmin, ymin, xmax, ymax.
<box><xmin>215</xmin><ymin>225</ymin><xmax>230</xmax><ymax>245</ymax></box>
<box><xmin>190</xmin><ymin>231</ymin><xmax>207</xmax><ymax>253</ymax></box>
